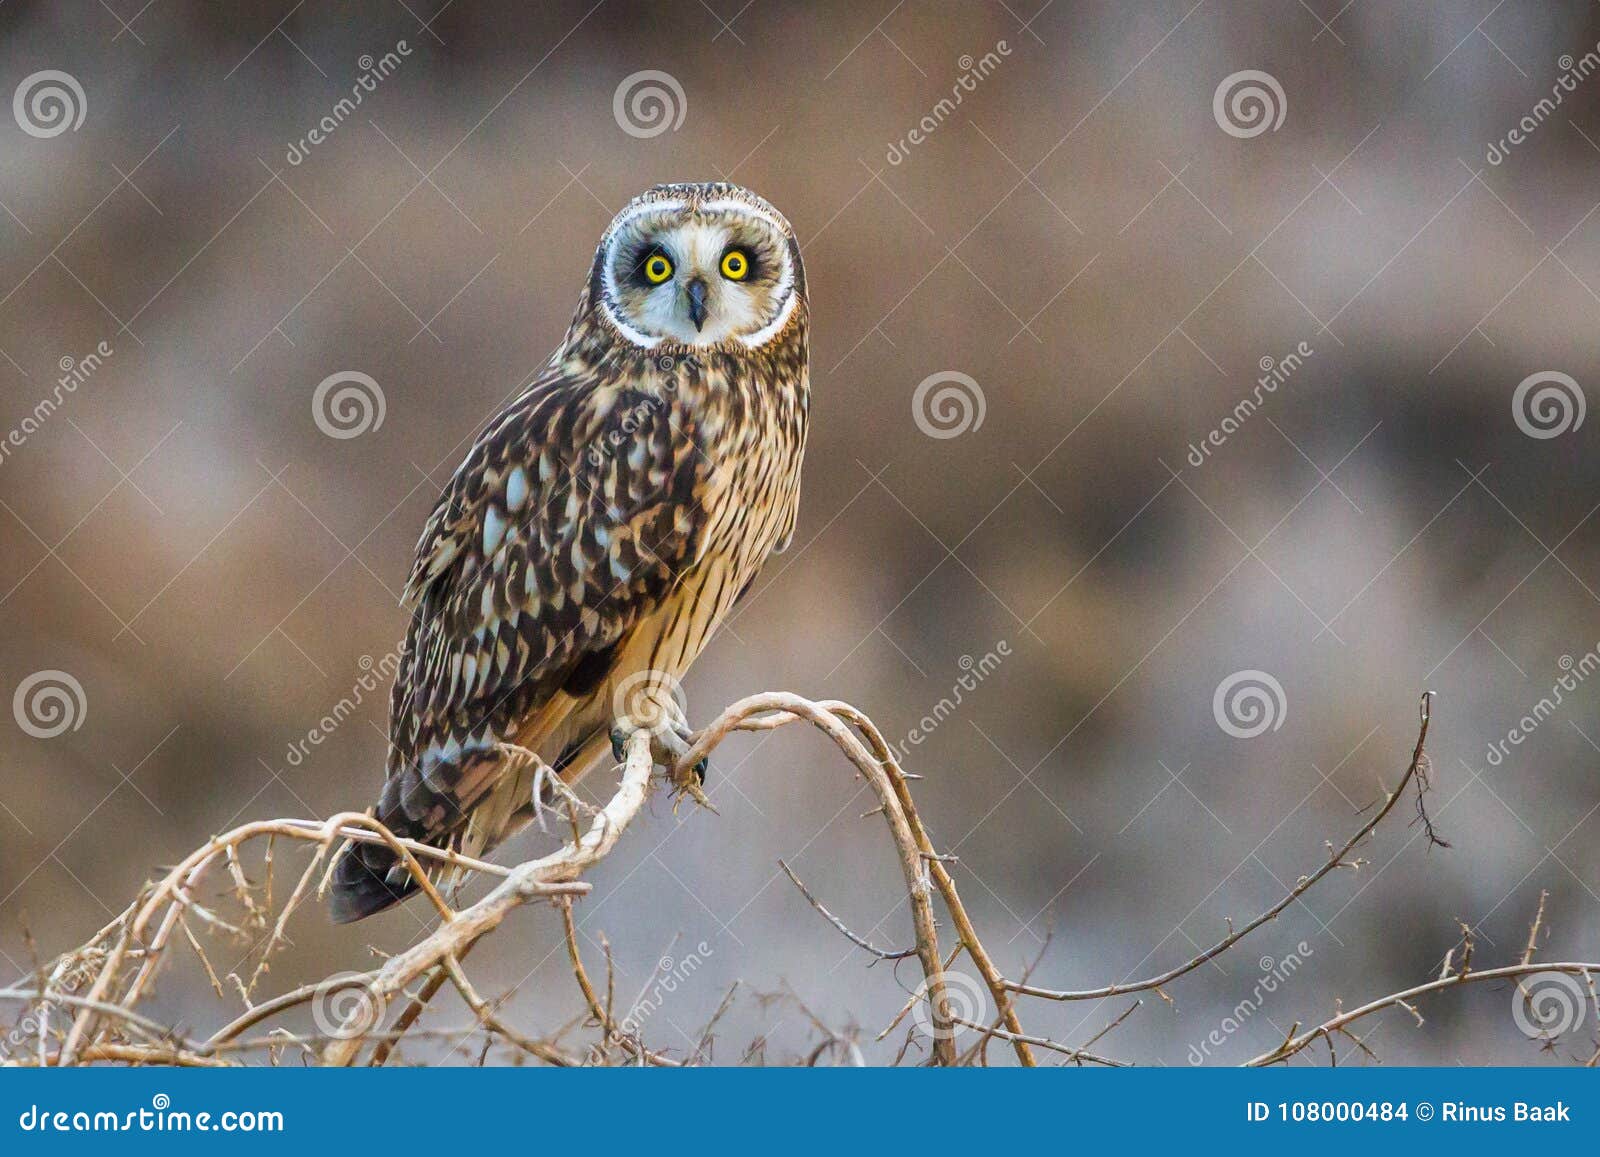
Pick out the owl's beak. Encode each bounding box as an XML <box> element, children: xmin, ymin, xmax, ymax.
<box><xmin>685</xmin><ymin>278</ymin><xmax>709</xmax><ymax>331</ymax></box>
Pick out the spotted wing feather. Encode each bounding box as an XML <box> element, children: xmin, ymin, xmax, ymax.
<box><xmin>330</xmin><ymin>371</ymin><xmax>705</xmax><ymax>921</ymax></box>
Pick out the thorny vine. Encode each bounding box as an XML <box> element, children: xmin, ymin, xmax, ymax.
<box><xmin>4</xmin><ymin>691</ymin><xmax>1598</xmax><ymax>1067</ymax></box>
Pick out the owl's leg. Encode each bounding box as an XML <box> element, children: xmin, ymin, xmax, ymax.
<box><xmin>609</xmin><ymin>719</ymin><xmax>712</xmax><ymax>800</ymax></box>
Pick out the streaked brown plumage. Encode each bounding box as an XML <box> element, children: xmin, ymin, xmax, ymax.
<box><xmin>331</xmin><ymin>182</ymin><xmax>809</xmax><ymax>922</ymax></box>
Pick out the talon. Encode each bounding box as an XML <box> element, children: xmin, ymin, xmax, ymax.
<box><xmin>671</xmin><ymin>772</ymin><xmax>718</xmax><ymax>816</ymax></box>
<box><xmin>610</xmin><ymin>726</ymin><xmax>629</xmax><ymax>764</ymax></box>
<box><xmin>660</xmin><ymin>727</ymin><xmax>708</xmax><ymax>787</ymax></box>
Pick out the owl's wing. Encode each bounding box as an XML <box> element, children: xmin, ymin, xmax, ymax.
<box><xmin>379</xmin><ymin>369</ymin><xmax>707</xmax><ymax>848</ymax></box>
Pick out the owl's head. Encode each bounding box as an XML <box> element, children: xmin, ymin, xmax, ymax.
<box><xmin>589</xmin><ymin>182</ymin><xmax>805</xmax><ymax>351</ymax></box>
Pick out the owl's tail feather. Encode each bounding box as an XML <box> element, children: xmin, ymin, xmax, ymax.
<box><xmin>329</xmin><ymin>839</ymin><xmax>418</xmax><ymax>924</ymax></box>
<box><xmin>328</xmin><ymin>745</ymin><xmax>523</xmax><ymax>924</ymax></box>
<box><xmin>329</xmin><ymin>729</ymin><xmax>608</xmax><ymax>923</ymax></box>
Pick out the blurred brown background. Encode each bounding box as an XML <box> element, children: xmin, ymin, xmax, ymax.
<box><xmin>2</xmin><ymin>0</ymin><xmax>1599</xmax><ymax>1064</ymax></box>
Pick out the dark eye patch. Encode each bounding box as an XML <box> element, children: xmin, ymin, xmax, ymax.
<box><xmin>721</xmin><ymin>228</ymin><xmax>780</xmax><ymax>283</ymax></box>
<box><xmin>624</xmin><ymin>243</ymin><xmax>673</xmax><ymax>287</ymax></box>
<box><xmin>721</xmin><ymin>245</ymin><xmax>760</xmax><ymax>281</ymax></box>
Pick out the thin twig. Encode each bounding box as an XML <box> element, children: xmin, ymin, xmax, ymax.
<box><xmin>1009</xmin><ymin>692</ymin><xmax>1439</xmax><ymax>1004</ymax></box>
<box><xmin>1249</xmin><ymin>961</ymin><xmax>1600</xmax><ymax>1065</ymax></box>
<box><xmin>779</xmin><ymin>860</ymin><xmax>915</xmax><ymax>960</ymax></box>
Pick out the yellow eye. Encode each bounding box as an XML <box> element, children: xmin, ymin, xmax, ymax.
<box><xmin>644</xmin><ymin>253</ymin><xmax>673</xmax><ymax>284</ymax></box>
<box><xmin>720</xmin><ymin>249</ymin><xmax>749</xmax><ymax>281</ymax></box>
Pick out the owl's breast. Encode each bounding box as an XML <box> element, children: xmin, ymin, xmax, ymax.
<box><xmin>689</xmin><ymin>368</ymin><xmax>808</xmax><ymax>583</ymax></box>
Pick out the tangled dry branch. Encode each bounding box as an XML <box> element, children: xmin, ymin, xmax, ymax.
<box><xmin>5</xmin><ymin>690</ymin><xmax>1598</xmax><ymax>1067</ymax></box>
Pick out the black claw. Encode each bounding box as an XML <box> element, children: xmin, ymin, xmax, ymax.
<box><xmin>693</xmin><ymin>758</ymin><xmax>708</xmax><ymax>785</ymax></box>
<box><xmin>610</xmin><ymin>727</ymin><xmax>628</xmax><ymax>763</ymax></box>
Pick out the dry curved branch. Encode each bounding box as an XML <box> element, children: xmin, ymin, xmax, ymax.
<box><xmin>1248</xmin><ymin>962</ymin><xmax>1600</xmax><ymax>1066</ymax></box>
<box><xmin>317</xmin><ymin>729</ymin><xmax>656</xmax><ymax>1065</ymax></box>
<box><xmin>1006</xmin><ymin>692</ymin><xmax>1438</xmax><ymax>1004</ymax></box>
<box><xmin>680</xmin><ymin>692</ymin><xmax>1028</xmax><ymax>1064</ymax></box>
<box><xmin>56</xmin><ymin>811</ymin><xmax>499</xmax><ymax>1063</ymax></box>
<box><xmin>15</xmin><ymin>687</ymin><xmax>1600</xmax><ymax>1069</ymax></box>
<box><xmin>780</xmin><ymin>860</ymin><xmax>915</xmax><ymax>961</ymax></box>
<box><xmin>558</xmin><ymin>898</ymin><xmax>679</xmax><ymax>1065</ymax></box>
<box><xmin>680</xmin><ymin>692</ymin><xmax>962</xmax><ymax>1063</ymax></box>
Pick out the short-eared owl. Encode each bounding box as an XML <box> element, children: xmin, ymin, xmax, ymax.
<box><xmin>331</xmin><ymin>182</ymin><xmax>808</xmax><ymax>922</ymax></box>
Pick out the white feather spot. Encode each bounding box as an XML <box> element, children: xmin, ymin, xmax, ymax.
<box><xmin>483</xmin><ymin>506</ymin><xmax>508</xmax><ymax>555</ymax></box>
<box><xmin>505</xmin><ymin>467</ymin><xmax>529</xmax><ymax>511</ymax></box>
